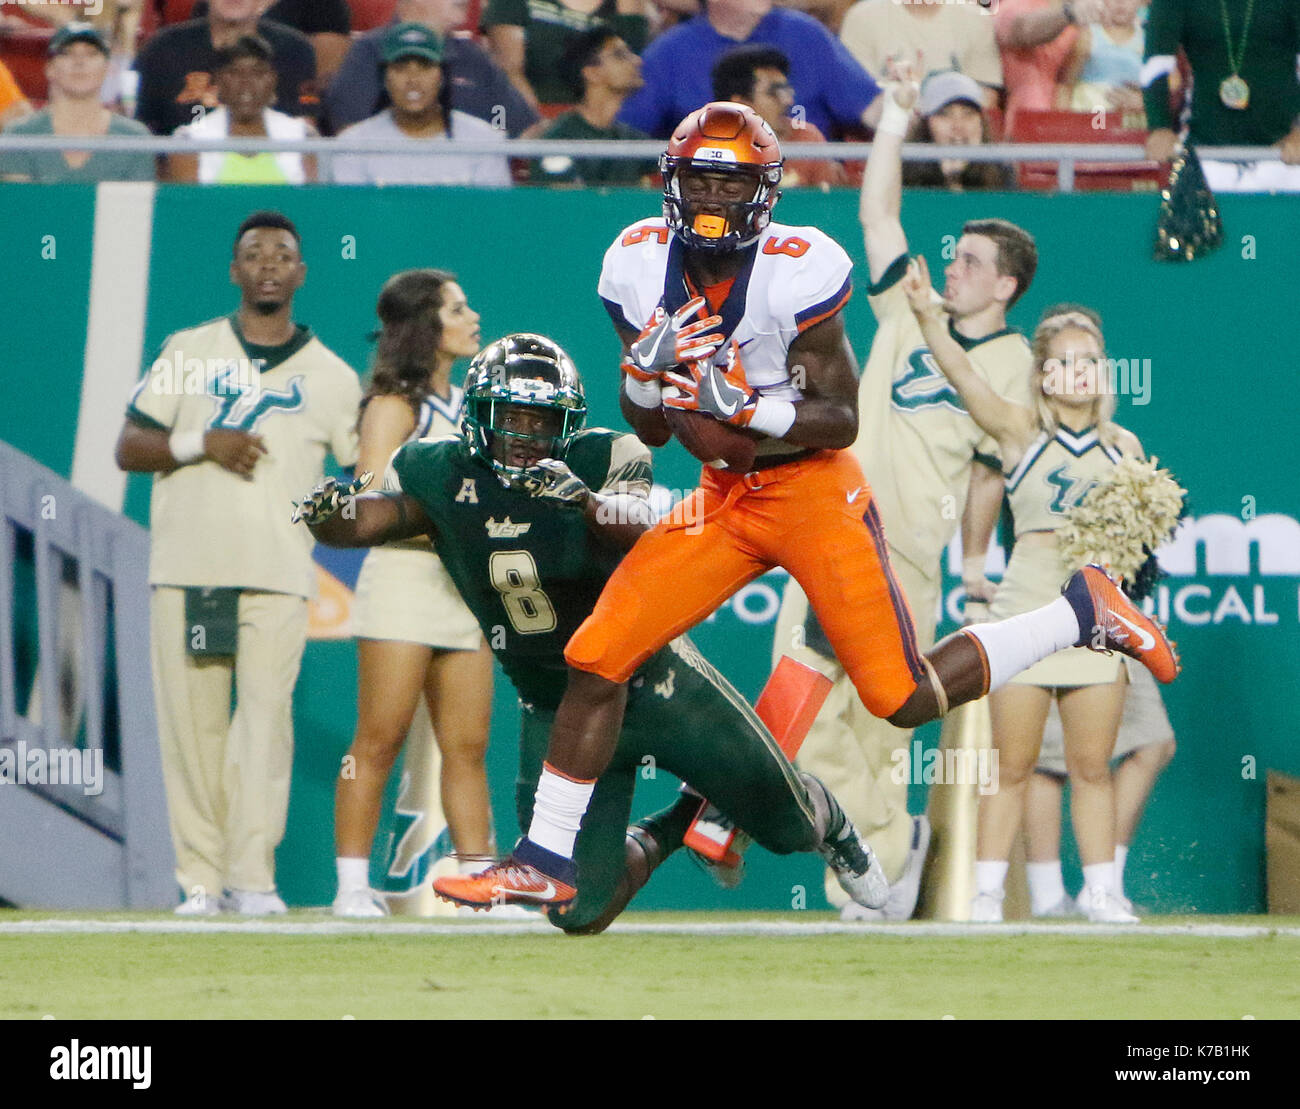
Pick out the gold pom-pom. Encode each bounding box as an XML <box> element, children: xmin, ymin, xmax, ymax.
<box><xmin>1058</xmin><ymin>457</ymin><xmax>1187</xmax><ymax>584</ymax></box>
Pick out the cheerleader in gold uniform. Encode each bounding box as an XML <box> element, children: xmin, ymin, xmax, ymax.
<box><xmin>904</xmin><ymin>260</ymin><xmax>1143</xmax><ymax>923</ymax></box>
<box><xmin>332</xmin><ymin>271</ymin><xmax>497</xmax><ymax>917</ymax></box>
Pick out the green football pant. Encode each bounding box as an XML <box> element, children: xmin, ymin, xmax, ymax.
<box><xmin>517</xmin><ymin>637</ymin><xmax>819</xmax><ymax>931</ymax></box>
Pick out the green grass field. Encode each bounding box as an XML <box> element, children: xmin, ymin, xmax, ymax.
<box><xmin>3</xmin><ymin>912</ymin><xmax>1298</xmax><ymax>1020</ymax></box>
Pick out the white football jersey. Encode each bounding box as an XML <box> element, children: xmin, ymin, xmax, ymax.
<box><xmin>598</xmin><ymin>217</ymin><xmax>853</xmax><ymax>408</ymax></box>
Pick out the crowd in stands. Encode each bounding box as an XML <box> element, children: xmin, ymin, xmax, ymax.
<box><xmin>0</xmin><ymin>0</ymin><xmax>1296</xmax><ymax>190</ymax></box>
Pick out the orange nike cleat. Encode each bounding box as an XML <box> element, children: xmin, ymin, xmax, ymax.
<box><xmin>1064</xmin><ymin>564</ymin><xmax>1181</xmax><ymax>684</ymax></box>
<box><xmin>433</xmin><ymin>838</ymin><xmax>577</xmax><ymax>911</ymax></box>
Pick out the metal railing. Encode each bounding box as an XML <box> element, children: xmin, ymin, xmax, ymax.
<box><xmin>0</xmin><ymin>133</ymin><xmax>1281</xmax><ymax>192</ymax></box>
<box><xmin>0</xmin><ymin>440</ymin><xmax>174</xmax><ymax>908</ymax></box>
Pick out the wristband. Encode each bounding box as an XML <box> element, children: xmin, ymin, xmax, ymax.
<box><xmin>878</xmin><ymin>95</ymin><xmax>912</xmax><ymax>138</ymax></box>
<box><xmin>623</xmin><ymin>371</ymin><xmax>663</xmax><ymax>409</ymax></box>
<box><xmin>963</xmin><ymin>554</ymin><xmax>987</xmax><ymax>584</ymax></box>
<box><xmin>745</xmin><ymin>395</ymin><xmax>797</xmax><ymax>439</ymax></box>
<box><xmin>168</xmin><ymin>429</ymin><xmax>206</xmax><ymax>464</ymax></box>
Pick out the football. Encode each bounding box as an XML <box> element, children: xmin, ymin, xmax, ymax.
<box><xmin>664</xmin><ymin>408</ymin><xmax>757</xmax><ymax>473</ymax></box>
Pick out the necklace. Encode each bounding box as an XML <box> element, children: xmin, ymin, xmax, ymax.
<box><xmin>1218</xmin><ymin>0</ymin><xmax>1254</xmax><ymax>110</ymax></box>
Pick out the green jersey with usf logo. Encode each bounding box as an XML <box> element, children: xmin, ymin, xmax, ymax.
<box><xmin>391</xmin><ymin>428</ymin><xmax>652</xmax><ymax>710</ymax></box>
<box><xmin>393</xmin><ymin>426</ymin><xmax>823</xmax><ymax>934</ymax></box>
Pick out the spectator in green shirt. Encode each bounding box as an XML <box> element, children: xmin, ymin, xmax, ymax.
<box><xmin>1142</xmin><ymin>0</ymin><xmax>1300</xmax><ymax>191</ymax></box>
<box><xmin>530</xmin><ymin>24</ymin><xmax>657</xmax><ymax>187</ymax></box>
<box><xmin>482</xmin><ymin>0</ymin><xmax>649</xmax><ymax>108</ymax></box>
<box><xmin>0</xmin><ymin>23</ymin><xmax>154</xmax><ymax>184</ymax></box>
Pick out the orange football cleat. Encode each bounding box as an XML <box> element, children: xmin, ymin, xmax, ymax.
<box><xmin>433</xmin><ymin>839</ymin><xmax>577</xmax><ymax>911</ymax></box>
<box><xmin>1065</xmin><ymin>564</ymin><xmax>1181</xmax><ymax>684</ymax></box>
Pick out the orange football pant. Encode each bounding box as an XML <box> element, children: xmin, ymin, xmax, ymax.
<box><xmin>564</xmin><ymin>450</ymin><xmax>927</xmax><ymax>718</ymax></box>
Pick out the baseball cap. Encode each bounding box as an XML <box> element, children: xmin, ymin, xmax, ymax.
<box><xmin>48</xmin><ymin>22</ymin><xmax>110</xmax><ymax>57</ymax></box>
<box><xmin>918</xmin><ymin>71</ymin><xmax>984</xmax><ymax>117</ymax></box>
<box><xmin>383</xmin><ymin>22</ymin><xmax>444</xmax><ymax>66</ymax></box>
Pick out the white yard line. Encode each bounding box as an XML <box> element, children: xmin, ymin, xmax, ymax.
<box><xmin>0</xmin><ymin>919</ymin><xmax>1296</xmax><ymax>939</ymax></box>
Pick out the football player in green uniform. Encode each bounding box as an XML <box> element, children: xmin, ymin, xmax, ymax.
<box><xmin>295</xmin><ymin>333</ymin><xmax>887</xmax><ymax>932</ymax></box>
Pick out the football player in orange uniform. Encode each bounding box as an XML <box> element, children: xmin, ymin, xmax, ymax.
<box><xmin>433</xmin><ymin>102</ymin><xmax>1179</xmax><ymax>910</ymax></box>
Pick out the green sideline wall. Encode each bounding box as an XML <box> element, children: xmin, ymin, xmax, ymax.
<box><xmin>3</xmin><ymin>183</ymin><xmax>1298</xmax><ymax>912</ymax></box>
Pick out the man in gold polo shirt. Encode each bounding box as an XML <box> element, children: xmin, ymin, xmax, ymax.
<box><xmin>115</xmin><ymin>211</ymin><xmax>360</xmax><ymax>915</ymax></box>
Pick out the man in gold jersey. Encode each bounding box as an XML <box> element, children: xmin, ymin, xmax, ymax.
<box><xmin>775</xmin><ymin>71</ymin><xmax>1036</xmax><ymax>918</ymax></box>
<box><xmin>115</xmin><ymin>211</ymin><xmax>361</xmax><ymax>916</ymax></box>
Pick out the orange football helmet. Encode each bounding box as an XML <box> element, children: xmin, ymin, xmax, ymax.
<box><xmin>661</xmin><ymin>102</ymin><xmax>784</xmax><ymax>252</ymax></box>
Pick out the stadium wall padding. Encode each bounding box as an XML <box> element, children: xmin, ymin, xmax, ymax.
<box><xmin>3</xmin><ymin>182</ymin><xmax>1298</xmax><ymax>912</ymax></box>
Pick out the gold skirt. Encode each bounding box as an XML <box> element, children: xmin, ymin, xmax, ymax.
<box><xmin>351</xmin><ymin>544</ymin><xmax>482</xmax><ymax>651</ymax></box>
<box><xmin>990</xmin><ymin>542</ymin><xmax>1123</xmax><ymax>687</ymax></box>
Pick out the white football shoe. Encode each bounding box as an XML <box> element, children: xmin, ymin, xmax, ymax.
<box><xmin>801</xmin><ymin>772</ymin><xmax>888</xmax><ymax>909</ymax></box>
<box><xmin>819</xmin><ymin>822</ymin><xmax>889</xmax><ymax>910</ymax></box>
<box><xmin>227</xmin><ymin>889</ymin><xmax>288</xmax><ymax>916</ymax></box>
<box><xmin>174</xmin><ymin>890</ymin><xmax>221</xmax><ymax>916</ymax></box>
<box><xmin>1083</xmin><ymin>886</ymin><xmax>1139</xmax><ymax>924</ymax></box>
<box><xmin>332</xmin><ymin>889</ymin><xmax>388</xmax><ymax>918</ymax></box>
<box><xmin>969</xmin><ymin>891</ymin><xmax>1005</xmax><ymax>923</ymax></box>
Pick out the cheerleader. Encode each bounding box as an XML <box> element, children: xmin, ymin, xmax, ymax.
<box><xmin>332</xmin><ymin>270</ymin><xmax>497</xmax><ymax>917</ymax></box>
<box><xmin>904</xmin><ymin>259</ymin><xmax>1145</xmax><ymax>923</ymax></box>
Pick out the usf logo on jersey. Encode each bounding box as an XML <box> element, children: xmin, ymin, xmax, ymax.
<box><xmin>207</xmin><ymin>366</ymin><xmax>305</xmax><ymax>431</ymax></box>
<box><xmin>1045</xmin><ymin>464</ymin><xmax>1098</xmax><ymax>515</ymax></box>
<box><xmin>891</xmin><ymin>348</ymin><xmax>966</xmax><ymax>414</ymax></box>
<box><xmin>485</xmin><ymin>517</ymin><xmax>531</xmax><ymax>539</ymax></box>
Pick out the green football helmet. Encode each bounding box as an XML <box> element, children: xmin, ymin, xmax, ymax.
<box><xmin>462</xmin><ymin>333</ymin><xmax>587</xmax><ymax>488</ymax></box>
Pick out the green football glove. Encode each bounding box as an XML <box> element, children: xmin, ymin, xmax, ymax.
<box><xmin>291</xmin><ymin>472</ymin><xmax>373</xmax><ymax>525</ymax></box>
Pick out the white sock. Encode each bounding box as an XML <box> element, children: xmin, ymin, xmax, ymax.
<box><xmin>458</xmin><ymin>859</ymin><xmax>488</xmax><ymax>875</ymax></box>
<box><xmin>526</xmin><ymin>764</ymin><xmax>595</xmax><ymax>859</ymax></box>
<box><xmin>1027</xmin><ymin>860</ymin><xmax>1067</xmax><ymax>914</ymax></box>
<box><xmin>1082</xmin><ymin>861</ymin><xmax>1117</xmax><ymax>896</ymax></box>
<box><xmin>336</xmin><ymin>856</ymin><xmax>368</xmax><ymax>893</ymax></box>
<box><xmin>1115</xmin><ymin>844</ymin><xmax>1129</xmax><ymax>897</ymax></box>
<box><xmin>975</xmin><ymin>860</ymin><xmax>1009</xmax><ymax>896</ymax></box>
<box><xmin>965</xmin><ymin>597</ymin><xmax>1081</xmax><ymax>691</ymax></box>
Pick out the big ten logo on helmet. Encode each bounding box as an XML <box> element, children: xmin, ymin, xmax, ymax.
<box><xmin>697</xmin><ymin>147</ymin><xmax>738</xmax><ymax>165</ymax></box>
<box><xmin>943</xmin><ymin>513</ymin><xmax>1300</xmax><ymax>629</ymax></box>
<box><xmin>150</xmin><ymin>352</ymin><xmax>265</xmax><ymax>397</ymax></box>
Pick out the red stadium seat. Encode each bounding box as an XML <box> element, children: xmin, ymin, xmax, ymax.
<box><xmin>0</xmin><ymin>28</ymin><xmax>53</xmax><ymax>101</ymax></box>
<box><xmin>1010</xmin><ymin>108</ymin><xmax>1164</xmax><ymax>192</ymax></box>
<box><xmin>349</xmin><ymin>0</ymin><xmax>399</xmax><ymax>32</ymax></box>
<box><xmin>137</xmin><ymin>0</ymin><xmax>198</xmax><ymax>44</ymax></box>
<box><xmin>459</xmin><ymin>0</ymin><xmax>483</xmax><ymax>34</ymax></box>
